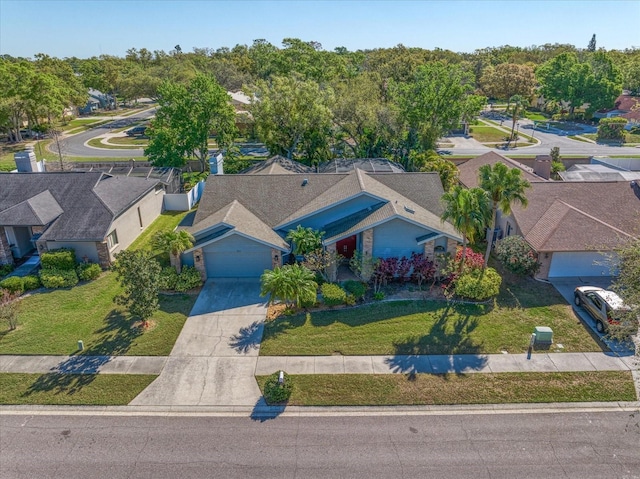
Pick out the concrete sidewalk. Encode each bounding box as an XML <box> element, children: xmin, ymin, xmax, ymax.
<box><xmin>1</xmin><ymin>352</ymin><xmax>635</xmax><ymax>376</ymax></box>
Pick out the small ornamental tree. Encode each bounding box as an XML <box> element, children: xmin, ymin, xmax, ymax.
<box><xmin>495</xmin><ymin>236</ymin><xmax>540</xmax><ymax>276</ymax></box>
<box><xmin>153</xmin><ymin>229</ymin><xmax>194</xmax><ymax>273</ymax></box>
<box><xmin>260</xmin><ymin>264</ymin><xmax>318</xmax><ymax>308</ymax></box>
<box><xmin>112</xmin><ymin>250</ymin><xmax>161</xmax><ymax>328</ymax></box>
<box><xmin>302</xmin><ymin>249</ymin><xmax>343</xmax><ymax>283</ymax></box>
<box><xmin>0</xmin><ymin>289</ymin><xmax>19</xmax><ymax>331</ymax></box>
<box><xmin>597</xmin><ymin>117</ymin><xmax>627</xmax><ymax>142</ymax></box>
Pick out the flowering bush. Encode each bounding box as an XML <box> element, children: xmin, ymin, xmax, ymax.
<box><xmin>409</xmin><ymin>252</ymin><xmax>435</xmax><ymax>287</ymax></box>
<box><xmin>454</xmin><ymin>247</ymin><xmax>484</xmax><ymax>272</ymax></box>
<box><xmin>495</xmin><ymin>236</ymin><xmax>540</xmax><ymax>276</ymax></box>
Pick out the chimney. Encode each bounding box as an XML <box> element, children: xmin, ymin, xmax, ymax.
<box><xmin>533</xmin><ymin>155</ymin><xmax>552</xmax><ymax>180</ymax></box>
<box><xmin>14</xmin><ymin>148</ymin><xmax>37</xmax><ymax>172</ymax></box>
<box><xmin>209</xmin><ymin>153</ymin><xmax>224</xmax><ymax>175</ymax></box>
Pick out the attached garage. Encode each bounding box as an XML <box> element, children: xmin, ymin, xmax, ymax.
<box><xmin>548</xmin><ymin>251</ymin><xmax>617</xmax><ymax>278</ymax></box>
<box><xmin>203</xmin><ymin>234</ymin><xmax>273</xmax><ymax>278</ymax></box>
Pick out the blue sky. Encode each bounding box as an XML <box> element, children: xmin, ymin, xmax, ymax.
<box><xmin>1</xmin><ymin>0</ymin><xmax>639</xmax><ymax>58</ymax></box>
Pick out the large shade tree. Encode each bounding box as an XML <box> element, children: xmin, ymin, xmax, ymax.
<box><xmin>146</xmin><ymin>74</ymin><xmax>237</xmax><ymax>171</ymax></box>
<box><xmin>441</xmin><ymin>186</ymin><xmax>491</xmax><ymax>272</ymax></box>
<box><xmin>393</xmin><ymin>61</ymin><xmax>485</xmax><ymax>152</ymax></box>
<box><xmin>478</xmin><ymin>163</ymin><xmax>531</xmax><ymax>268</ymax></box>
<box><xmin>247</xmin><ymin>75</ymin><xmax>334</xmax><ymax>164</ymax></box>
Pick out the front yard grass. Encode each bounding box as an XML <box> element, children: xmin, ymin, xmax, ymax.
<box><xmin>469</xmin><ymin>125</ymin><xmax>509</xmax><ymax>142</ymax></box>
<box><xmin>0</xmin><ymin>211</ymin><xmax>197</xmax><ymax>356</ymax></box>
<box><xmin>0</xmin><ymin>273</ymin><xmax>196</xmax><ymax>355</ymax></box>
<box><xmin>257</xmin><ymin>371</ymin><xmax>636</xmax><ymax>406</ymax></box>
<box><xmin>259</xmin><ymin>274</ymin><xmax>601</xmax><ymax>356</ymax></box>
<box><xmin>0</xmin><ymin>373</ymin><xmax>157</xmax><ymax>405</ymax></box>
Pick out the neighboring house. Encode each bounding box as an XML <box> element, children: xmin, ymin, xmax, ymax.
<box><xmin>457</xmin><ymin>152</ymin><xmax>639</xmax><ymax>279</ymax></box>
<box><xmin>182</xmin><ymin>163</ymin><xmax>461</xmax><ymax>279</ymax></box>
<box><xmin>594</xmin><ymin>94</ymin><xmax>640</xmax><ymax>128</ymax></box>
<box><xmin>78</xmin><ymin>89</ymin><xmax>115</xmax><ymax>115</ymax></box>
<box><xmin>241</xmin><ymin>156</ymin><xmax>406</xmax><ymax>175</ymax></box>
<box><xmin>457</xmin><ymin>151</ymin><xmax>549</xmax><ymax>189</ymax></box>
<box><xmin>0</xmin><ymin>172</ymin><xmax>165</xmax><ymax>268</ymax></box>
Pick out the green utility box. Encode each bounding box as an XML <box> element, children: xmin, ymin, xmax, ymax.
<box><xmin>534</xmin><ymin>326</ymin><xmax>553</xmax><ymax>344</ymax></box>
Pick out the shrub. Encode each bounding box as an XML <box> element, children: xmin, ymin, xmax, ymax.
<box><xmin>454</xmin><ymin>268</ymin><xmax>502</xmax><ymax>300</ymax></box>
<box><xmin>40</xmin><ymin>268</ymin><xmax>79</xmax><ymax>289</ymax></box>
<box><xmin>373</xmin><ymin>291</ymin><xmax>385</xmax><ymax>301</ymax></box>
<box><xmin>77</xmin><ymin>263</ymin><xmax>102</xmax><ymax>281</ymax></box>
<box><xmin>0</xmin><ymin>276</ymin><xmax>23</xmax><ymax>295</ymax></box>
<box><xmin>174</xmin><ymin>266</ymin><xmax>202</xmax><ymax>292</ymax></box>
<box><xmin>262</xmin><ymin>371</ymin><xmax>293</xmax><ymax>404</ymax></box>
<box><xmin>0</xmin><ymin>263</ymin><xmax>14</xmax><ymax>278</ymax></box>
<box><xmin>343</xmin><ymin>280</ymin><xmax>366</xmax><ymax>300</ymax></box>
<box><xmin>22</xmin><ymin>275</ymin><xmax>41</xmax><ymax>291</ymax></box>
<box><xmin>495</xmin><ymin>236</ymin><xmax>540</xmax><ymax>276</ymax></box>
<box><xmin>597</xmin><ymin>117</ymin><xmax>627</xmax><ymax>142</ymax></box>
<box><xmin>321</xmin><ymin>282</ymin><xmax>347</xmax><ymax>306</ymax></box>
<box><xmin>409</xmin><ymin>252</ymin><xmax>435</xmax><ymax>287</ymax></box>
<box><xmin>344</xmin><ymin>294</ymin><xmax>356</xmax><ymax>306</ymax></box>
<box><xmin>158</xmin><ymin>267</ymin><xmax>178</xmax><ymax>290</ymax></box>
<box><xmin>40</xmin><ymin>248</ymin><xmax>77</xmax><ymax>271</ymax></box>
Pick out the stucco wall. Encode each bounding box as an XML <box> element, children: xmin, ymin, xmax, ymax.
<box><xmin>107</xmin><ymin>187</ymin><xmax>165</xmax><ymax>262</ymax></box>
<box><xmin>41</xmin><ymin>241</ymin><xmax>101</xmax><ymax>264</ymax></box>
<box><xmin>372</xmin><ymin>219</ymin><xmax>426</xmax><ymax>259</ymax></box>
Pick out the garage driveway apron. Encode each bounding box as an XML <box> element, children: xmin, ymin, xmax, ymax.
<box><xmin>130</xmin><ymin>279</ymin><xmax>266</xmax><ymax>406</ymax></box>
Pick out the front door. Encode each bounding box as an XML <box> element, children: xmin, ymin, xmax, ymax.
<box><xmin>336</xmin><ymin>235</ymin><xmax>357</xmax><ymax>258</ymax></box>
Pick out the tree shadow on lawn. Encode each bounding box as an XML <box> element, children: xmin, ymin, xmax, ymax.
<box><xmin>385</xmin><ymin>305</ymin><xmax>488</xmax><ymax>376</ymax></box>
<box><xmin>24</xmin><ymin>309</ymin><xmax>143</xmax><ymax>397</ymax></box>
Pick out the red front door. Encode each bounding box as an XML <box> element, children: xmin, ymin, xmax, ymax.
<box><xmin>336</xmin><ymin>235</ymin><xmax>357</xmax><ymax>258</ymax></box>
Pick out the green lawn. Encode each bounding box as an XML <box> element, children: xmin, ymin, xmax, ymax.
<box><xmin>0</xmin><ymin>373</ymin><xmax>157</xmax><ymax>405</ymax></box>
<box><xmin>260</xmin><ymin>274</ymin><xmax>601</xmax><ymax>356</ymax></box>
<box><xmin>523</xmin><ymin>110</ymin><xmax>549</xmax><ymax>122</ymax></box>
<box><xmin>0</xmin><ymin>211</ymin><xmax>197</xmax><ymax>355</ymax></box>
<box><xmin>469</xmin><ymin>125</ymin><xmax>509</xmax><ymax>142</ymax></box>
<box><xmin>86</xmin><ymin>138</ymin><xmax>144</xmax><ymax>149</ymax></box>
<box><xmin>106</xmin><ymin>136</ymin><xmax>149</xmax><ymax>146</ymax></box>
<box><xmin>257</xmin><ymin>371</ymin><xmax>636</xmax><ymax>406</ymax></box>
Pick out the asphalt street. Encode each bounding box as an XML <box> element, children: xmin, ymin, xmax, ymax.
<box><xmin>1</xmin><ymin>411</ymin><xmax>638</xmax><ymax>479</ymax></box>
<box><xmin>61</xmin><ymin>108</ymin><xmax>156</xmax><ymax>157</ymax></box>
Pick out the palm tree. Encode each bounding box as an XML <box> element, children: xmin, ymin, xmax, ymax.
<box><xmin>441</xmin><ymin>186</ymin><xmax>491</xmax><ymax>272</ymax></box>
<box><xmin>286</xmin><ymin>225</ymin><xmax>324</xmax><ymax>257</ymax></box>
<box><xmin>260</xmin><ymin>264</ymin><xmax>317</xmax><ymax>308</ymax></box>
<box><xmin>508</xmin><ymin>94</ymin><xmax>526</xmax><ymax>143</ymax></box>
<box><xmin>152</xmin><ymin>229</ymin><xmax>195</xmax><ymax>273</ymax></box>
<box><xmin>479</xmin><ymin>162</ymin><xmax>531</xmax><ymax>268</ymax></box>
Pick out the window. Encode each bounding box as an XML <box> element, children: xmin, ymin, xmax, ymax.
<box><xmin>106</xmin><ymin>230</ymin><xmax>119</xmax><ymax>250</ymax></box>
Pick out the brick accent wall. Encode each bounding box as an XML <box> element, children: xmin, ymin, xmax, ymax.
<box><xmin>423</xmin><ymin>240</ymin><xmax>435</xmax><ymax>260</ymax></box>
<box><xmin>0</xmin><ymin>227</ymin><xmax>13</xmax><ymax>266</ymax></box>
<box><xmin>193</xmin><ymin>248</ymin><xmax>206</xmax><ymax>281</ymax></box>
<box><xmin>446</xmin><ymin>238</ymin><xmax>458</xmax><ymax>256</ymax></box>
<box><xmin>271</xmin><ymin>248</ymin><xmax>281</xmax><ymax>270</ymax></box>
<box><xmin>96</xmin><ymin>242</ymin><xmax>111</xmax><ymax>269</ymax></box>
<box><xmin>361</xmin><ymin>229</ymin><xmax>374</xmax><ymax>281</ymax></box>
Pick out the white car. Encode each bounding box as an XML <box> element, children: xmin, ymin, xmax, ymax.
<box><xmin>573</xmin><ymin>286</ymin><xmax>628</xmax><ymax>334</ymax></box>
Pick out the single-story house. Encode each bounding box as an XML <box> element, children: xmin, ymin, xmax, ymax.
<box><xmin>457</xmin><ymin>152</ymin><xmax>639</xmax><ymax>279</ymax></box>
<box><xmin>0</xmin><ymin>172</ymin><xmax>165</xmax><ymax>268</ymax></box>
<box><xmin>594</xmin><ymin>94</ymin><xmax>640</xmax><ymax>129</ymax></box>
<box><xmin>182</xmin><ymin>162</ymin><xmax>462</xmax><ymax>279</ymax></box>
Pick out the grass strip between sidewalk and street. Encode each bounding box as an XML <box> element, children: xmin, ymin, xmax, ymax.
<box><xmin>257</xmin><ymin>371</ymin><xmax>636</xmax><ymax>406</ymax></box>
<box><xmin>0</xmin><ymin>373</ymin><xmax>157</xmax><ymax>405</ymax></box>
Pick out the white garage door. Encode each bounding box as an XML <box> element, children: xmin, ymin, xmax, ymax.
<box><xmin>204</xmin><ymin>235</ymin><xmax>273</xmax><ymax>278</ymax></box>
<box><xmin>548</xmin><ymin>251</ymin><xmax>616</xmax><ymax>278</ymax></box>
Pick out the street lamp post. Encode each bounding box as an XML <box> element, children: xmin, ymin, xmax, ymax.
<box><xmin>515</xmin><ymin>123</ymin><xmax>520</xmax><ymax>148</ymax></box>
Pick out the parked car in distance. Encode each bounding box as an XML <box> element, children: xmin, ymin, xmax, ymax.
<box><xmin>573</xmin><ymin>286</ymin><xmax>629</xmax><ymax>333</ymax></box>
<box><xmin>125</xmin><ymin>126</ymin><xmax>147</xmax><ymax>137</ymax></box>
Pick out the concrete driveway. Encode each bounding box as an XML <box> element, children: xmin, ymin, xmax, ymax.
<box><xmin>130</xmin><ymin>279</ymin><xmax>267</xmax><ymax>406</ymax></box>
<box><xmin>550</xmin><ymin>276</ymin><xmax>634</xmax><ymax>356</ymax></box>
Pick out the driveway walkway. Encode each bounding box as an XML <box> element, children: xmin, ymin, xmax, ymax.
<box><xmin>129</xmin><ymin>279</ymin><xmax>267</xmax><ymax>407</ymax></box>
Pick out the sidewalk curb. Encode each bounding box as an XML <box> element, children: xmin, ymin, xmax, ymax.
<box><xmin>1</xmin><ymin>401</ymin><xmax>638</xmax><ymax>418</ymax></box>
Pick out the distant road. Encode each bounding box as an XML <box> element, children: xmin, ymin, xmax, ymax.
<box><xmin>2</xmin><ymin>410</ymin><xmax>639</xmax><ymax>478</ymax></box>
<box><xmin>62</xmin><ymin>111</ymin><xmax>640</xmax><ymax>159</ymax></box>
<box><xmin>62</xmin><ymin>108</ymin><xmax>156</xmax><ymax>158</ymax></box>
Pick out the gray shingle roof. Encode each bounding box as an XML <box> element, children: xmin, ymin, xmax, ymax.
<box><xmin>0</xmin><ymin>190</ymin><xmax>62</xmax><ymax>226</ymax></box>
<box><xmin>192</xmin><ymin>169</ymin><xmax>461</xmax><ymax>244</ymax></box>
<box><xmin>0</xmin><ymin>172</ymin><xmax>159</xmax><ymax>241</ymax></box>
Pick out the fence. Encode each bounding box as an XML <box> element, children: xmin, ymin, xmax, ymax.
<box><xmin>163</xmin><ymin>179</ymin><xmax>206</xmax><ymax>211</ymax></box>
